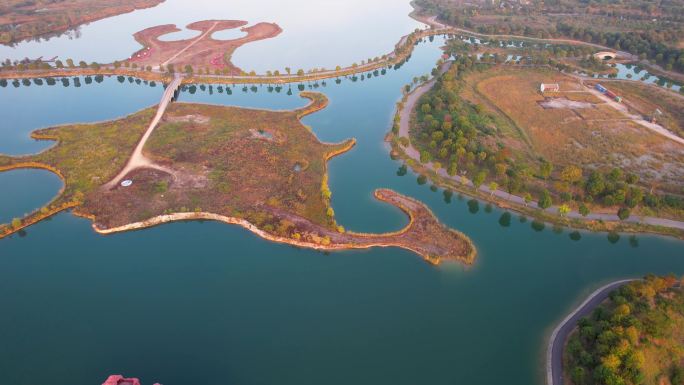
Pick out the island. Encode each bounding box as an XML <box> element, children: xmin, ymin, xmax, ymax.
<box><xmin>129</xmin><ymin>20</ymin><xmax>282</xmax><ymax>75</ymax></box>
<box><xmin>0</xmin><ymin>91</ymin><xmax>476</xmax><ymax>265</ymax></box>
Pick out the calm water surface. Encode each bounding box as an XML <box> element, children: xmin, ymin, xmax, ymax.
<box><xmin>1</xmin><ymin>37</ymin><xmax>684</xmax><ymax>385</ymax></box>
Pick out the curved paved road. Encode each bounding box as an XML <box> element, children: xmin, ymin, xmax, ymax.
<box><xmin>546</xmin><ymin>279</ymin><xmax>636</xmax><ymax>385</ymax></box>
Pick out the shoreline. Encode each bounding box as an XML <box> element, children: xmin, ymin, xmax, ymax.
<box><xmin>84</xmin><ymin>188</ymin><xmax>476</xmax><ymax>265</ymax></box>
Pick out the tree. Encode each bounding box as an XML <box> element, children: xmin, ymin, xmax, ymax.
<box><xmin>538</xmin><ymin>189</ymin><xmax>553</xmax><ymax>209</ymax></box>
<box><xmin>66</xmin><ymin>58</ymin><xmax>74</xmax><ymax>68</ymax></box>
<box><xmin>285</xmin><ymin>67</ymin><xmax>291</xmax><ymax>75</ymax></box>
<box><xmin>571</xmin><ymin>367</ymin><xmax>585</xmax><ymax>385</ymax></box>
<box><xmin>558</xmin><ymin>204</ymin><xmax>570</xmax><ymax>216</ymax></box>
<box><xmin>297</xmin><ymin>69</ymin><xmax>304</xmax><ymax>76</ymax></box>
<box><xmin>523</xmin><ymin>193</ymin><xmax>532</xmax><ymax>206</ymax></box>
<box><xmin>473</xmin><ymin>170</ymin><xmax>487</xmax><ymax>188</ymax></box>
<box><xmin>11</xmin><ymin>218</ymin><xmax>21</xmax><ymax>229</ymax></box>
<box><xmin>420</xmin><ymin>150</ymin><xmax>432</xmax><ymax>164</ymax></box>
<box><xmin>618</xmin><ymin>207</ymin><xmax>631</xmax><ymax>220</ymax></box>
<box><xmin>539</xmin><ymin>160</ymin><xmax>553</xmax><ymax>179</ymax></box>
<box><xmin>560</xmin><ymin>165</ymin><xmax>583</xmax><ymax>184</ymax></box>
<box><xmin>185</xmin><ymin>65</ymin><xmax>193</xmax><ymax>74</ymax></box>
<box><xmin>586</xmin><ymin>172</ymin><xmax>606</xmax><ymax>198</ymax></box>
<box><xmin>579</xmin><ymin>203</ymin><xmax>590</xmax><ymax>217</ymax></box>
<box><xmin>488</xmin><ymin>182</ymin><xmax>498</xmax><ymax>196</ymax></box>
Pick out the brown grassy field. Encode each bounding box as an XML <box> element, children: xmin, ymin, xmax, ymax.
<box><xmin>468</xmin><ymin>67</ymin><xmax>684</xmax><ymax>194</ymax></box>
<box><xmin>601</xmin><ymin>81</ymin><xmax>684</xmax><ymax>138</ymax></box>
<box><xmin>88</xmin><ymin>95</ymin><xmax>348</xmax><ymax>229</ymax></box>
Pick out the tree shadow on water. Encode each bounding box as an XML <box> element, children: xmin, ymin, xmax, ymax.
<box><xmin>531</xmin><ymin>220</ymin><xmax>545</xmax><ymax>232</ymax></box>
<box><xmin>607</xmin><ymin>232</ymin><xmax>620</xmax><ymax>244</ymax></box>
<box><xmin>498</xmin><ymin>212</ymin><xmax>511</xmax><ymax>227</ymax></box>
<box><xmin>467</xmin><ymin>199</ymin><xmax>479</xmax><ymax>214</ymax></box>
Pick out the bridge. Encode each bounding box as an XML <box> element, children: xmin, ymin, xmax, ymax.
<box><xmin>105</xmin><ymin>74</ymin><xmax>183</xmax><ymax>189</ymax></box>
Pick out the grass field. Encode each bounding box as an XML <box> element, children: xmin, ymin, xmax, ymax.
<box><xmin>466</xmin><ymin>67</ymin><xmax>684</xmax><ymax>195</ymax></box>
<box><xmin>603</xmin><ymin>81</ymin><xmax>684</xmax><ymax>139</ymax></box>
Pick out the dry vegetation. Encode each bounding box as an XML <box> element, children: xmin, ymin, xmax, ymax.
<box><xmin>602</xmin><ymin>81</ymin><xmax>684</xmax><ymax>138</ymax></box>
<box><xmin>564</xmin><ymin>276</ymin><xmax>684</xmax><ymax>385</ymax></box>
<box><xmin>0</xmin><ymin>92</ymin><xmax>475</xmax><ymax>264</ymax></box>
<box><xmin>467</xmin><ymin>67</ymin><xmax>684</xmax><ymax>196</ymax></box>
<box><xmin>0</xmin><ymin>0</ymin><xmax>164</xmax><ymax>45</ymax></box>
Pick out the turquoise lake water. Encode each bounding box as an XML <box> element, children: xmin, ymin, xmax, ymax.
<box><xmin>1</xmin><ymin>37</ymin><xmax>684</xmax><ymax>385</ymax></box>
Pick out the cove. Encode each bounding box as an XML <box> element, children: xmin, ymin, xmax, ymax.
<box><xmin>0</xmin><ymin>168</ymin><xmax>62</xmax><ymax>224</ymax></box>
<box><xmin>0</xmin><ymin>37</ymin><xmax>683</xmax><ymax>385</ymax></box>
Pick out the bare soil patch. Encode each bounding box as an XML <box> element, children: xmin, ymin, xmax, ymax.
<box><xmin>129</xmin><ymin>19</ymin><xmax>282</xmax><ymax>75</ymax></box>
<box><xmin>538</xmin><ymin>98</ymin><xmax>595</xmax><ymax>109</ymax></box>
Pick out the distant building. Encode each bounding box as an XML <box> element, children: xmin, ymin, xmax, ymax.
<box><xmin>540</xmin><ymin>83</ymin><xmax>560</xmax><ymax>92</ymax></box>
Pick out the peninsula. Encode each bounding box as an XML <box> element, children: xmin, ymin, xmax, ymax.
<box><xmin>0</xmin><ymin>91</ymin><xmax>475</xmax><ymax>265</ymax></box>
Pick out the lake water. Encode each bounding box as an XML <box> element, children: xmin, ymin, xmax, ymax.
<box><xmin>1</xmin><ymin>26</ymin><xmax>684</xmax><ymax>385</ymax></box>
<box><xmin>0</xmin><ymin>0</ymin><xmax>424</xmax><ymax>74</ymax></box>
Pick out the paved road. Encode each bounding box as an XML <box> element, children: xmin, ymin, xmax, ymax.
<box><xmin>105</xmin><ymin>74</ymin><xmax>183</xmax><ymax>188</ymax></box>
<box><xmin>546</xmin><ymin>279</ymin><xmax>636</xmax><ymax>385</ymax></box>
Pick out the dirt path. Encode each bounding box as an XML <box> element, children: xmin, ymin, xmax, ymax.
<box><xmin>161</xmin><ymin>21</ymin><xmax>219</xmax><ymax>67</ymax></box>
<box><xmin>395</xmin><ymin>71</ymin><xmax>684</xmax><ymax>231</ymax></box>
<box><xmin>547</xmin><ymin>279</ymin><xmax>636</xmax><ymax>385</ymax></box>
<box><xmin>105</xmin><ymin>74</ymin><xmax>183</xmax><ymax>189</ymax></box>
<box><xmin>584</xmin><ymin>85</ymin><xmax>684</xmax><ymax>145</ymax></box>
